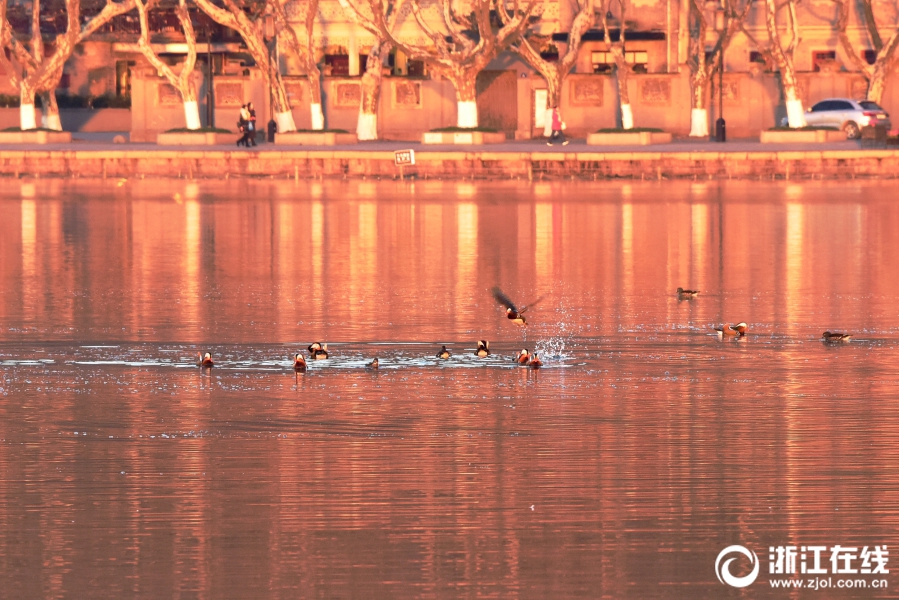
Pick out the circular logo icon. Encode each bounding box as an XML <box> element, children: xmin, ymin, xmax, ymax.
<box><xmin>715</xmin><ymin>545</ymin><xmax>760</xmax><ymax>588</ymax></box>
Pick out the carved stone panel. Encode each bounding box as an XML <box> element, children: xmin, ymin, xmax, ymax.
<box><xmin>569</xmin><ymin>76</ymin><xmax>603</xmax><ymax>106</ymax></box>
<box><xmin>283</xmin><ymin>80</ymin><xmax>305</xmax><ymax>106</ymax></box>
<box><xmin>332</xmin><ymin>81</ymin><xmax>361</xmax><ymax>108</ymax></box>
<box><xmin>639</xmin><ymin>78</ymin><xmax>671</xmax><ymax>105</ymax></box>
<box><xmin>393</xmin><ymin>80</ymin><xmax>422</xmax><ymax>108</ymax></box>
<box><xmin>215</xmin><ymin>82</ymin><xmax>244</xmax><ymax>107</ymax></box>
<box><xmin>157</xmin><ymin>83</ymin><xmax>181</xmax><ymax>106</ymax></box>
<box><xmin>722</xmin><ymin>77</ymin><xmax>740</xmax><ymax>106</ymax></box>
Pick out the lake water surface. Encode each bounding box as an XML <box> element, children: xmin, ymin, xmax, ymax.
<box><xmin>1</xmin><ymin>179</ymin><xmax>897</xmax><ymax>598</ymax></box>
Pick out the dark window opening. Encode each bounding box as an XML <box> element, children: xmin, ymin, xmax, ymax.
<box><xmin>749</xmin><ymin>51</ymin><xmax>766</xmax><ymax>63</ymax></box>
<box><xmin>325</xmin><ymin>54</ymin><xmax>350</xmax><ymax>76</ymax></box>
<box><xmin>115</xmin><ymin>60</ymin><xmax>135</xmax><ymax>97</ymax></box>
<box><xmin>407</xmin><ymin>59</ymin><xmax>425</xmax><ymax>77</ymax></box>
<box><xmin>812</xmin><ymin>50</ymin><xmax>836</xmax><ymax>71</ymax></box>
<box><xmin>862</xmin><ymin>50</ymin><xmax>877</xmax><ymax>65</ymax></box>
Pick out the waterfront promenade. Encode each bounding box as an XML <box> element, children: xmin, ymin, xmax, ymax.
<box><xmin>2</xmin><ymin>133</ymin><xmax>897</xmax><ymax>179</ymax></box>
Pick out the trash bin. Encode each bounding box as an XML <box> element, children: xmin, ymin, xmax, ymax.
<box><xmin>267</xmin><ymin>120</ymin><xmax>276</xmax><ymax>143</ymax></box>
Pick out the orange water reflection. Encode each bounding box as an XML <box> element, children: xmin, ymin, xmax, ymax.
<box><xmin>1</xmin><ymin>180</ymin><xmax>898</xmax><ymax>598</ymax></box>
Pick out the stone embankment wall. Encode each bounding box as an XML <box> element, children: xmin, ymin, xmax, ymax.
<box><xmin>1</xmin><ymin>150</ymin><xmax>899</xmax><ymax>180</ymax></box>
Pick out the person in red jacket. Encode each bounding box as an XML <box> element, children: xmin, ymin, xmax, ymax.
<box><xmin>547</xmin><ymin>107</ymin><xmax>569</xmax><ymax>146</ymax></box>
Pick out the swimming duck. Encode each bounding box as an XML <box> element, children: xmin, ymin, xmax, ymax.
<box><xmin>475</xmin><ymin>340</ymin><xmax>490</xmax><ymax>357</ymax></box>
<box><xmin>516</xmin><ymin>349</ymin><xmax>530</xmax><ymax>365</ymax></box>
<box><xmin>822</xmin><ymin>331</ymin><xmax>851</xmax><ymax>342</ymax></box>
<box><xmin>527</xmin><ymin>352</ymin><xmax>543</xmax><ymax>368</ymax></box>
<box><xmin>311</xmin><ymin>343</ymin><xmax>329</xmax><ymax>359</ymax></box>
<box><xmin>307</xmin><ymin>342</ymin><xmax>323</xmax><ymax>357</ymax></box>
<box><xmin>715</xmin><ymin>322</ymin><xmax>747</xmax><ymax>337</ymax></box>
<box><xmin>293</xmin><ymin>353</ymin><xmax>307</xmax><ymax>371</ymax></box>
<box><xmin>436</xmin><ymin>345</ymin><xmax>451</xmax><ymax>359</ymax></box>
<box><xmin>491</xmin><ymin>287</ymin><xmax>544</xmax><ymax>326</ymax></box>
<box><xmin>368</xmin><ymin>357</ymin><xmax>379</xmax><ymax>369</ymax></box>
<box><xmin>677</xmin><ymin>287</ymin><xmax>700</xmax><ymax>299</ymax></box>
<box><xmin>196</xmin><ymin>352</ymin><xmax>214</xmax><ymax>367</ymax></box>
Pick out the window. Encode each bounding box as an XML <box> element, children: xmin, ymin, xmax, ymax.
<box><xmin>862</xmin><ymin>50</ymin><xmax>877</xmax><ymax>65</ymax></box>
<box><xmin>407</xmin><ymin>59</ymin><xmax>425</xmax><ymax>77</ymax></box>
<box><xmin>833</xmin><ymin>100</ymin><xmax>854</xmax><ymax>110</ymax></box>
<box><xmin>812</xmin><ymin>50</ymin><xmax>836</xmax><ymax>71</ymax></box>
<box><xmin>325</xmin><ymin>54</ymin><xmax>350</xmax><ymax>76</ymax></box>
<box><xmin>749</xmin><ymin>51</ymin><xmax>766</xmax><ymax>63</ymax></box>
<box><xmin>591</xmin><ymin>50</ymin><xmax>648</xmax><ymax>73</ymax></box>
<box><xmin>811</xmin><ymin>101</ymin><xmax>834</xmax><ymax>112</ymax></box>
<box><xmin>860</xmin><ymin>100</ymin><xmax>884</xmax><ymax>111</ymax></box>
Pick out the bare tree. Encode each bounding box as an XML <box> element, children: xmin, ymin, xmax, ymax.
<box><xmin>511</xmin><ymin>0</ymin><xmax>595</xmax><ymax>135</ymax></box>
<box><xmin>743</xmin><ymin>0</ymin><xmax>805</xmax><ymax>127</ymax></box>
<box><xmin>136</xmin><ymin>0</ymin><xmax>202</xmax><ymax>129</ymax></box>
<box><xmin>270</xmin><ymin>0</ymin><xmax>324</xmax><ymax>130</ymax></box>
<box><xmin>344</xmin><ymin>0</ymin><xmax>536</xmax><ymax>128</ymax></box>
<box><xmin>832</xmin><ymin>0</ymin><xmax>899</xmax><ymax>104</ymax></box>
<box><xmin>192</xmin><ymin>0</ymin><xmax>299</xmax><ymax>131</ymax></box>
<box><xmin>601</xmin><ymin>0</ymin><xmax>631</xmax><ymax>129</ymax></box>
<box><xmin>338</xmin><ymin>0</ymin><xmax>407</xmax><ymax>140</ymax></box>
<box><xmin>0</xmin><ymin>0</ymin><xmax>136</xmax><ymax>130</ymax></box>
<box><xmin>686</xmin><ymin>0</ymin><xmax>751</xmax><ymax>137</ymax></box>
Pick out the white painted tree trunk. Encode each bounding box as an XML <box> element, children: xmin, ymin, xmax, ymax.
<box><xmin>310</xmin><ymin>103</ymin><xmax>324</xmax><ymax>130</ymax></box>
<box><xmin>457</xmin><ymin>100</ymin><xmax>478</xmax><ymax>128</ymax></box>
<box><xmin>543</xmin><ymin>108</ymin><xmax>553</xmax><ymax>137</ymax></box>
<box><xmin>275</xmin><ymin>111</ymin><xmax>296</xmax><ymax>133</ymax></box>
<box><xmin>41</xmin><ymin>112</ymin><xmax>62</xmax><ymax>131</ymax></box>
<box><xmin>357</xmin><ymin>111</ymin><xmax>377</xmax><ymax>141</ymax></box>
<box><xmin>689</xmin><ymin>108</ymin><xmax>709</xmax><ymax>137</ymax></box>
<box><xmin>184</xmin><ymin>100</ymin><xmax>202</xmax><ymax>130</ymax></box>
<box><xmin>621</xmin><ymin>104</ymin><xmax>634</xmax><ymax>130</ymax></box>
<box><xmin>785</xmin><ymin>99</ymin><xmax>807</xmax><ymax>128</ymax></box>
<box><xmin>20</xmin><ymin>104</ymin><xmax>37</xmax><ymax>130</ymax></box>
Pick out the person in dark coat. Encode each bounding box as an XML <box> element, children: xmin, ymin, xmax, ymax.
<box><xmin>237</xmin><ymin>104</ymin><xmax>251</xmax><ymax>147</ymax></box>
<box><xmin>247</xmin><ymin>102</ymin><xmax>257</xmax><ymax>146</ymax></box>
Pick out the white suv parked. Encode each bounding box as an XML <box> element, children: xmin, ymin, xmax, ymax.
<box><xmin>796</xmin><ymin>98</ymin><xmax>891</xmax><ymax>139</ymax></box>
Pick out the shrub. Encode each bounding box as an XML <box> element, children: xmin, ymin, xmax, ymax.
<box><xmin>429</xmin><ymin>126</ymin><xmax>499</xmax><ymax>133</ymax></box>
<box><xmin>767</xmin><ymin>126</ymin><xmax>838</xmax><ymax>131</ymax></box>
<box><xmin>595</xmin><ymin>127</ymin><xmax>665</xmax><ymax>133</ymax></box>
<box><xmin>165</xmin><ymin>127</ymin><xmax>232</xmax><ymax>133</ymax></box>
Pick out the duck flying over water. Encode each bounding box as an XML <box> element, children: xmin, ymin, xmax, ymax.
<box><xmin>491</xmin><ymin>287</ymin><xmax>544</xmax><ymax>326</ymax></box>
<box><xmin>677</xmin><ymin>287</ymin><xmax>700</xmax><ymax>299</ymax></box>
<box><xmin>436</xmin><ymin>345</ymin><xmax>451</xmax><ymax>359</ymax></box>
<box><xmin>196</xmin><ymin>352</ymin><xmax>214</xmax><ymax>367</ymax></box>
<box><xmin>368</xmin><ymin>357</ymin><xmax>379</xmax><ymax>369</ymax></box>
<box><xmin>516</xmin><ymin>349</ymin><xmax>530</xmax><ymax>365</ymax></box>
<box><xmin>475</xmin><ymin>340</ymin><xmax>490</xmax><ymax>357</ymax></box>
<box><xmin>822</xmin><ymin>331</ymin><xmax>852</xmax><ymax>342</ymax></box>
<box><xmin>714</xmin><ymin>322</ymin><xmax>747</xmax><ymax>338</ymax></box>
<box><xmin>293</xmin><ymin>353</ymin><xmax>307</xmax><ymax>371</ymax></box>
<box><xmin>527</xmin><ymin>352</ymin><xmax>543</xmax><ymax>368</ymax></box>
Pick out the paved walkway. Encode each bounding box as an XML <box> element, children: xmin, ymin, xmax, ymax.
<box><xmin>0</xmin><ymin>132</ymin><xmax>872</xmax><ymax>154</ymax></box>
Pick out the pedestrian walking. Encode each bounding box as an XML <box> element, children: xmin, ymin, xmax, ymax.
<box><xmin>237</xmin><ymin>104</ymin><xmax>251</xmax><ymax>147</ymax></box>
<box><xmin>547</xmin><ymin>107</ymin><xmax>569</xmax><ymax>146</ymax></box>
<box><xmin>247</xmin><ymin>102</ymin><xmax>257</xmax><ymax>147</ymax></box>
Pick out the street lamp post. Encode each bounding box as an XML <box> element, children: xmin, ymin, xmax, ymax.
<box><xmin>264</xmin><ymin>14</ymin><xmax>276</xmax><ymax>143</ymax></box>
<box><xmin>206</xmin><ymin>24</ymin><xmax>214</xmax><ymax>128</ymax></box>
<box><xmin>715</xmin><ymin>5</ymin><xmax>726</xmax><ymax>142</ymax></box>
